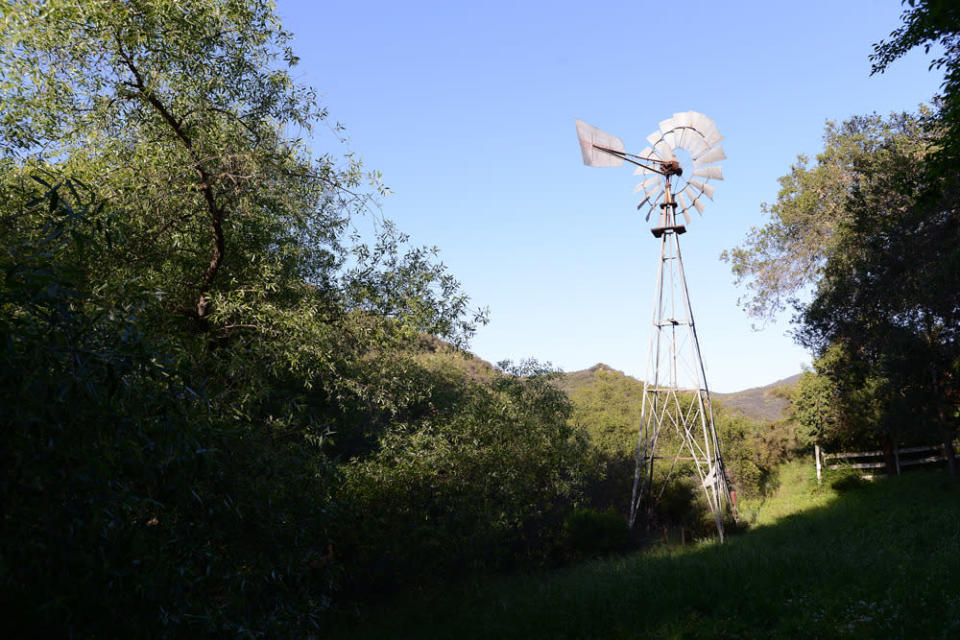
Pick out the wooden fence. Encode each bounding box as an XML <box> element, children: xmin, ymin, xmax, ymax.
<box><xmin>815</xmin><ymin>441</ymin><xmax>960</xmax><ymax>484</ymax></box>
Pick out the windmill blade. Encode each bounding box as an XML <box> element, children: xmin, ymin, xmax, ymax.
<box><xmin>653</xmin><ymin>140</ymin><xmax>677</xmax><ymax>161</ymax></box>
<box><xmin>689</xmin><ymin>179</ymin><xmax>716</xmax><ymax>200</ymax></box>
<box><xmin>575</xmin><ymin>119</ymin><xmax>625</xmax><ymax>167</ymax></box>
<box><xmin>633</xmin><ymin>165</ymin><xmax>659</xmax><ymax>176</ymax></box>
<box><xmin>674</xmin><ymin>127</ymin><xmax>687</xmax><ymax>150</ymax></box>
<box><xmin>692</xmin><ymin>165</ymin><xmax>723</xmax><ymax>180</ymax></box>
<box><xmin>673</xmin><ymin>111</ymin><xmax>695</xmax><ymax>129</ymax></box>
<box><xmin>659</xmin><ymin>117</ymin><xmax>677</xmax><ymax>135</ymax></box>
<box><xmin>693</xmin><ymin>145</ymin><xmax>726</xmax><ymax>166</ymax></box>
<box><xmin>639</xmin><ymin>187</ymin><xmax>663</xmax><ymax>218</ymax></box>
<box><xmin>663</xmin><ymin>130</ymin><xmax>678</xmax><ymax>151</ymax></box>
<box><xmin>633</xmin><ymin>176</ymin><xmax>661</xmax><ymax>193</ymax></box>
<box><xmin>703</xmin><ymin>127</ymin><xmax>724</xmax><ymax>148</ymax></box>
<box><xmin>676</xmin><ymin>193</ymin><xmax>692</xmax><ymax>225</ymax></box>
<box><xmin>637</xmin><ymin>146</ymin><xmax>657</xmax><ymax>161</ymax></box>
<box><xmin>683</xmin><ymin>186</ymin><xmax>707</xmax><ymax>215</ymax></box>
<box><xmin>690</xmin><ymin>112</ymin><xmax>716</xmax><ymax>135</ymax></box>
<box><xmin>646</xmin><ymin>131</ymin><xmax>663</xmax><ymax>147</ymax></box>
<box><xmin>682</xmin><ymin>132</ymin><xmax>709</xmax><ymax>157</ymax></box>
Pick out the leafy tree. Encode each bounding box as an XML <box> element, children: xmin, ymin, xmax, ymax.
<box><xmin>796</xmin><ymin>130</ymin><xmax>960</xmax><ymax>473</ymax></box>
<box><xmin>721</xmin><ymin>112</ymin><xmax>929</xmax><ymax>324</ymax></box>
<box><xmin>872</xmin><ymin>0</ymin><xmax>960</xmax><ymax>171</ymax></box>
<box><xmin>0</xmin><ymin>0</ymin><xmax>501</xmax><ymax>634</ymax></box>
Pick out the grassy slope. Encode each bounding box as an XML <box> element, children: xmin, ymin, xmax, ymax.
<box><xmin>331</xmin><ymin>467</ymin><xmax>960</xmax><ymax>639</ymax></box>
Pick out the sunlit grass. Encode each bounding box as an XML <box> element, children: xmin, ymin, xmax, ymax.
<box><xmin>739</xmin><ymin>458</ymin><xmax>836</xmax><ymax>526</ymax></box>
<box><xmin>330</xmin><ymin>467</ymin><xmax>960</xmax><ymax>639</ymax></box>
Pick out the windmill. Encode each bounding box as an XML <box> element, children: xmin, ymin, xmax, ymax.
<box><xmin>575</xmin><ymin>112</ymin><xmax>735</xmax><ymax>540</ymax></box>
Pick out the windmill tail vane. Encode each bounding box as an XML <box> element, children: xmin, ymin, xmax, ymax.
<box><xmin>575</xmin><ymin>111</ymin><xmax>736</xmax><ymax>541</ymax></box>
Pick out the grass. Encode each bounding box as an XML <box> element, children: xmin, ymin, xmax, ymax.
<box><xmin>328</xmin><ymin>466</ymin><xmax>960</xmax><ymax>639</ymax></box>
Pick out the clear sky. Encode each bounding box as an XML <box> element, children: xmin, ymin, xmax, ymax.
<box><xmin>276</xmin><ymin>0</ymin><xmax>944</xmax><ymax>392</ymax></box>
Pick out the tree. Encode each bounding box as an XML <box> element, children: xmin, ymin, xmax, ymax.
<box><xmin>721</xmin><ymin>112</ymin><xmax>928</xmax><ymax>324</ymax></box>
<box><xmin>872</xmin><ymin>0</ymin><xmax>960</xmax><ymax>171</ymax></box>
<box><xmin>797</xmin><ymin>133</ymin><xmax>960</xmax><ymax>474</ymax></box>
<box><xmin>0</xmin><ymin>1</ymin><xmax>497</xmax><ymax>633</ymax></box>
<box><xmin>726</xmin><ymin>108</ymin><xmax>958</xmax><ymax>475</ymax></box>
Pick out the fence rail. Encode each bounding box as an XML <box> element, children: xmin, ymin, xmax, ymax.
<box><xmin>815</xmin><ymin>441</ymin><xmax>959</xmax><ymax>484</ymax></box>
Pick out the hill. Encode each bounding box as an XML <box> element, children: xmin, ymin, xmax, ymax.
<box><xmin>712</xmin><ymin>373</ymin><xmax>802</xmax><ymax>423</ymax></box>
<box><xmin>559</xmin><ymin>364</ymin><xmax>802</xmax><ymax>424</ymax></box>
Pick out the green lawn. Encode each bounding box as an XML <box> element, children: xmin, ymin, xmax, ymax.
<box><xmin>330</xmin><ymin>466</ymin><xmax>960</xmax><ymax>639</ymax></box>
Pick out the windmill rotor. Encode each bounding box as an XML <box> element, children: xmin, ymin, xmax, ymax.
<box><xmin>576</xmin><ymin>112</ymin><xmax>725</xmax><ymax>227</ymax></box>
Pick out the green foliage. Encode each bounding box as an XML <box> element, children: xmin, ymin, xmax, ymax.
<box><xmin>722</xmin><ymin>111</ymin><xmax>930</xmax><ymax>324</ymax></box>
<box><xmin>872</xmin><ymin>0</ymin><xmax>960</xmax><ymax>171</ymax></box>
<box><xmin>1</xmin><ymin>1</ymin><xmax>556</xmax><ymax>636</ymax></box>
<box><xmin>338</xmin><ymin>360</ymin><xmax>589</xmax><ymax>591</ymax></box>
<box><xmin>562</xmin><ymin>508</ymin><xmax>628</xmax><ymax>559</ymax></box>
<box><xmin>0</xmin><ymin>181</ymin><xmax>341</xmax><ymax>636</ymax></box>
<box><xmin>727</xmin><ymin>108</ymin><xmax>959</xmax><ymax>468</ymax></box>
<box><xmin>565</xmin><ymin>366</ymin><xmax>643</xmax><ymax>457</ymax></box>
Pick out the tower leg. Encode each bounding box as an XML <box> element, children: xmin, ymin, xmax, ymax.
<box><xmin>629</xmin><ymin>223</ymin><xmax>731</xmax><ymax>541</ymax></box>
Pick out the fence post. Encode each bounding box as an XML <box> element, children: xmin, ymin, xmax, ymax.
<box><xmin>815</xmin><ymin>444</ymin><xmax>822</xmax><ymax>486</ymax></box>
<box><xmin>894</xmin><ymin>442</ymin><xmax>901</xmax><ymax>476</ymax></box>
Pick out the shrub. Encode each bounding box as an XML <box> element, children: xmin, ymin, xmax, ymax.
<box><xmin>562</xmin><ymin>507</ymin><xmax>629</xmax><ymax>558</ymax></box>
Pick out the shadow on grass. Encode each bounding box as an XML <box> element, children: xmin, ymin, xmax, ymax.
<box><xmin>329</xmin><ymin>471</ymin><xmax>960</xmax><ymax>639</ymax></box>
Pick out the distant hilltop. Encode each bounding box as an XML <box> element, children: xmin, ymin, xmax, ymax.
<box><xmin>558</xmin><ymin>364</ymin><xmax>801</xmax><ymax>424</ymax></box>
<box><xmin>712</xmin><ymin>373</ymin><xmax>802</xmax><ymax>423</ymax></box>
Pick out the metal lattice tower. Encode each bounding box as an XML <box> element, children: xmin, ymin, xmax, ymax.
<box><xmin>575</xmin><ymin>112</ymin><xmax>735</xmax><ymax>540</ymax></box>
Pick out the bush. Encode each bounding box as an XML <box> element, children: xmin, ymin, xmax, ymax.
<box><xmin>562</xmin><ymin>508</ymin><xmax>629</xmax><ymax>558</ymax></box>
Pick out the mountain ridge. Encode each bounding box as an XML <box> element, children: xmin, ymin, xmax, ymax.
<box><xmin>559</xmin><ymin>363</ymin><xmax>801</xmax><ymax>423</ymax></box>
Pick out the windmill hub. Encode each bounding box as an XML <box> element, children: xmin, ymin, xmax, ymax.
<box><xmin>661</xmin><ymin>160</ymin><xmax>682</xmax><ymax>177</ymax></box>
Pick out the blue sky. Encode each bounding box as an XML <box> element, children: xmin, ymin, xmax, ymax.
<box><xmin>277</xmin><ymin>0</ymin><xmax>944</xmax><ymax>392</ymax></box>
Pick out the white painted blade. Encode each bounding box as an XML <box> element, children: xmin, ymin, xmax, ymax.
<box><xmin>646</xmin><ymin>131</ymin><xmax>663</xmax><ymax>147</ymax></box>
<box><xmin>690</xmin><ymin>112</ymin><xmax>716</xmax><ymax>135</ymax></box>
<box><xmin>689</xmin><ymin>179</ymin><xmax>716</xmax><ymax>200</ymax></box>
<box><xmin>673</xmin><ymin>111</ymin><xmax>695</xmax><ymax>129</ymax></box>
<box><xmin>654</xmin><ymin>140</ymin><xmax>677</xmax><ymax>161</ymax></box>
<box><xmin>663</xmin><ymin>130</ymin><xmax>677</xmax><ymax>150</ymax></box>
<box><xmin>639</xmin><ymin>188</ymin><xmax>663</xmax><ymax>219</ymax></box>
<box><xmin>693</xmin><ymin>145</ymin><xmax>726</xmax><ymax>166</ymax></box>
<box><xmin>692</xmin><ymin>196</ymin><xmax>706</xmax><ymax>214</ymax></box>
<box><xmin>692</xmin><ymin>165</ymin><xmax>723</xmax><ymax>180</ymax></box>
<box><xmin>637</xmin><ymin>146</ymin><xmax>656</xmax><ymax>161</ymax></box>
<box><xmin>576</xmin><ymin>119</ymin><xmax>624</xmax><ymax>167</ymax></box>
<box><xmin>676</xmin><ymin>193</ymin><xmax>692</xmax><ymax>225</ymax></box>
<box><xmin>704</xmin><ymin>127</ymin><xmax>724</xmax><ymax>148</ymax></box>
<box><xmin>674</xmin><ymin>127</ymin><xmax>687</xmax><ymax>150</ymax></box>
<box><xmin>633</xmin><ymin>176</ymin><xmax>661</xmax><ymax>193</ymax></box>
<box><xmin>633</xmin><ymin>165</ymin><xmax>658</xmax><ymax>176</ymax></box>
<box><xmin>659</xmin><ymin>117</ymin><xmax>677</xmax><ymax>135</ymax></box>
<box><xmin>682</xmin><ymin>133</ymin><xmax>708</xmax><ymax>157</ymax></box>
